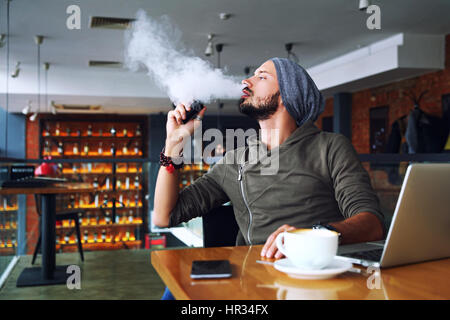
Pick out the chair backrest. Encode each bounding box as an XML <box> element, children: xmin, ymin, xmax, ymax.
<box><xmin>202</xmin><ymin>205</ymin><xmax>239</xmax><ymax>248</ymax></box>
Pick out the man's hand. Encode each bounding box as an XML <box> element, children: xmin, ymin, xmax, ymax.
<box><xmin>261</xmin><ymin>224</ymin><xmax>296</xmax><ymax>259</ymax></box>
<box><xmin>165</xmin><ymin>103</ymin><xmax>206</xmax><ymax>157</ymax></box>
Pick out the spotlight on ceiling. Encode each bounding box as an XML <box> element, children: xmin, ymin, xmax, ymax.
<box><xmin>29</xmin><ymin>112</ymin><xmax>38</xmax><ymax>122</ymax></box>
<box><xmin>219</xmin><ymin>13</ymin><xmax>231</xmax><ymax>20</ymax></box>
<box><xmin>205</xmin><ymin>34</ymin><xmax>214</xmax><ymax>56</ymax></box>
<box><xmin>0</xmin><ymin>34</ymin><xmax>5</xmax><ymax>48</ymax></box>
<box><xmin>285</xmin><ymin>43</ymin><xmax>299</xmax><ymax>63</ymax></box>
<box><xmin>22</xmin><ymin>100</ymin><xmax>32</xmax><ymax>115</ymax></box>
<box><xmin>11</xmin><ymin>61</ymin><xmax>21</xmax><ymax>78</ymax></box>
<box><xmin>359</xmin><ymin>0</ymin><xmax>370</xmax><ymax>11</ymax></box>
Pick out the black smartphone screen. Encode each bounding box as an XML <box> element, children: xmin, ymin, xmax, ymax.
<box><xmin>190</xmin><ymin>260</ymin><xmax>232</xmax><ymax>279</ymax></box>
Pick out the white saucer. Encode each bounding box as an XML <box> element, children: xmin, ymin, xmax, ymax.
<box><xmin>274</xmin><ymin>257</ymin><xmax>353</xmax><ymax>280</ymax></box>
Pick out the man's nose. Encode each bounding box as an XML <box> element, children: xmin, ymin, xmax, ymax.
<box><xmin>242</xmin><ymin>78</ymin><xmax>252</xmax><ymax>88</ymax></box>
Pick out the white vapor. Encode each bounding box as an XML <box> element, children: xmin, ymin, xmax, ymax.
<box><xmin>125</xmin><ymin>10</ymin><xmax>243</xmax><ymax>106</ymax></box>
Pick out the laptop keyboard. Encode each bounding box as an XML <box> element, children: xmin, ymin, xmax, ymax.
<box><xmin>341</xmin><ymin>248</ymin><xmax>383</xmax><ymax>262</ymax></box>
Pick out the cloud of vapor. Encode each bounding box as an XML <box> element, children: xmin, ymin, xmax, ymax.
<box><xmin>125</xmin><ymin>10</ymin><xmax>243</xmax><ymax>106</ymax></box>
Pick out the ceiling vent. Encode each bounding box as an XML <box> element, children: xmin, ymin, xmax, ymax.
<box><xmin>90</xmin><ymin>16</ymin><xmax>135</xmax><ymax>30</ymax></box>
<box><xmin>88</xmin><ymin>60</ymin><xmax>123</xmax><ymax>68</ymax></box>
<box><xmin>53</xmin><ymin>103</ymin><xmax>103</xmax><ymax>113</ymax></box>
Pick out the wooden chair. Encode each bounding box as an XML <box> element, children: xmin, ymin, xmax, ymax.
<box><xmin>32</xmin><ymin>194</ymin><xmax>85</xmax><ymax>264</ymax></box>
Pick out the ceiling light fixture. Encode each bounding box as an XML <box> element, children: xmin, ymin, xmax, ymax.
<box><xmin>215</xmin><ymin>43</ymin><xmax>223</xmax><ymax>68</ymax></box>
<box><xmin>22</xmin><ymin>100</ymin><xmax>32</xmax><ymax>115</ymax></box>
<box><xmin>33</xmin><ymin>35</ymin><xmax>44</xmax><ymax>122</ymax></box>
<box><xmin>219</xmin><ymin>13</ymin><xmax>231</xmax><ymax>20</ymax></box>
<box><xmin>44</xmin><ymin>62</ymin><xmax>50</xmax><ymax>113</ymax></box>
<box><xmin>0</xmin><ymin>34</ymin><xmax>5</xmax><ymax>48</ymax></box>
<box><xmin>205</xmin><ymin>34</ymin><xmax>214</xmax><ymax>56</ymax></box>
<box><xmin>359</xmin><ymin>0</ymin><xmax>370</xmax><ymax>11</ymax></box>
<box><xmin>11</xmin><ymin>61</ymin><xmax>20</xmax><ymax>78</ymax></box>
<box><xmin>285</xmin><ymin>43</ymin><xmax>299</xmax><ymax>63</ymax></box>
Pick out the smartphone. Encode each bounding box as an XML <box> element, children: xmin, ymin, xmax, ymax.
<box><xmin>190</xmin><ymin>260</ymin><xmax>232</xmax><ymax>279</ymax></box>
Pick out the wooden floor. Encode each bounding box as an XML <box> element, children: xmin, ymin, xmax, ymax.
<box><xmin>0</xmin><ymin>249</ymin><xmax>166</xmax><ymax>300</ymax></box>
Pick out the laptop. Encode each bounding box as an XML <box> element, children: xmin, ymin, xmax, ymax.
<box><xmin>336</xmin><ymin>163</ymin><xmax>450</xmax><ymax>268</ymax></box>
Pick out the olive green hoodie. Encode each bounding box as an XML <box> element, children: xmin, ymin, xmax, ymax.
<box><xmin>169</xmin><ymin>120</ymin><xmax>384</xmax><ymax>246</ymax></box>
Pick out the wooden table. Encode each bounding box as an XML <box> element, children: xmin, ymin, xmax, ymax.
<box><xmin>0</xmin><ymin>183</ymin><xmax>93</xmax><ymax>287</ymax></box>
<box><xmin>151</xmin><ymin>245</ymin><xmax>450</xmax><ymax>300</ymax></box>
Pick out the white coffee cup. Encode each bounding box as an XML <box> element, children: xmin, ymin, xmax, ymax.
<box><xmin>276</xmin><ymin>228</ymin><xmax>339</xmax><ymax>270</ymax></box>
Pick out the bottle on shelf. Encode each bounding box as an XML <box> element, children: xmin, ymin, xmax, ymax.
<box><xmin>11</xmin><ymin>234</ymin><xmax>16</xmax><ymax>248</ymax></box>
<box><xmin>134</xmin><ymin>194</ymin><xmax>139</xmax><ymax>207</ymax></box>
<box><xmin>110</xmin><ymin>143</ymin><xmax>116</xmax><ymax>157</ymax></box>
<box><xmin>87</xmin><ymin>125</ymin><xmax>93</xmax><ymax>137</ymax></box>
<box><xmin>43</xmin><ymin>123</ymin><xmax>50</xmax><ymax>137</ymax></box>
<box><xmin>122</xmin><ymin>143</ymin><xmax>128</xmax><ymax>156</ymax></box>
<box><xmin>128</xmin><ymin>210</ymin><xmax>134</xmax><ymax>224</ymax></box>
<box><xmin>134</xmin><ymin>176</ymin><xmax>140</xmax><ymax>189</ymax></box>
<box><xmin>55</xmin><ymin>122</ymin><xmax>61</xmax><ymax>136</ymax></box>
<box><xmin>93</xmin><ymin>177</ymin><xmax>99</xmax><ymax>189</ymax></box>
<box><xmin>101</xmin><ymin>229</ymin><xmax>106</xmax><ymax>242</ymax></box>
<box><xmin>136</xmin><ymin>124</ymin><xmax>141</xmax><ymax>137</ymax></box>
<box><xmin>125</xmin><ymin>177</ymin><xmax>130</xmax><ymax>190</ymax></box>
<box><xmin>123</xmin><ymin>128</ymin><xmax>128</xmax><ymax>137</ymax></box>
<box><xmin>76</xmin><ymin>129</ymin><xmax>81</xmax><ymax>137</ymax></box>
<box><xmin>93</xmin><ymin>231</ymin><xmax>98</xmax><ymax>243</ymax></box>
<box><xmin>69</xmin><ymin>195</ymin><xmax>76</xmax><ymax>209</ymax></box>
<box><xmin>83</xmin><ymin>230</ymin><xmax>88</xmax><ymax>244</ymax></box>
<box><xmin>43</xmin><ymin>140</ymin><xmax>51</xmax><ymax>156</ymax></box>
<box><xmin>134</xmin><ymin>141</ymin><xmax>140</xmax><ymax>155</ymax></box>
<box><xmin>66</xmin><ymin>127</ymin><xmax>71</xmax><ymax>137</ymax></box>
<box><xmin>106</xmin><ymin>211</ymin><xmax>112</xmax><ymax>224</ymax></box>
<box><xmin>115</xmin><ymin>212</ymin><xmax>120</xmax><ymax>224</ymax></box>
<box><xmin>110</xmin><ymin>126</ymin><xmax>116</xmax><ymax>137</ymax></box>
<box><xmin>99</xmin><ymin>129</ymin><xmax>103</xmax><ymax>137</ymax></box>
<box><xmin>64</xmin><ymin>232</ymin><xmax>70</xmax><ymax>245</ymax></box>
<box><xmin>73</xmin><ymin>143</ymin><xmax>79</xmax><ymax>155</ymax></box>
<box><xmin>83</xmin><ymin>143</ymin><xmax>89</xmax><ymax>156</ymax></box>
<box><xmin>94</xmin><ymin>194</ymin><xmax>99</xmax><ymax>208</ymax></box>
<box><xmin>98</xmin><ymin>142</ymin><xmax>103</xmax><ymax>155</ymax></box>
<box><xmin>57</xmin><ymin>142</ymin><xmax>64</xmax><ymax>155</ymax></box>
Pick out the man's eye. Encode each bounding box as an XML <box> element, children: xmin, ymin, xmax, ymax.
<box><xmin>259</xmin><ymin>76</ymin><xmax>265</xmax><ymax>80</ymax></box>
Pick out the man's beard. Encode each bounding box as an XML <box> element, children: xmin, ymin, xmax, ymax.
<box><xmin>238</xmin><ymin>91</ymin><xmax>280</xmax><ymax>121</ymax></box>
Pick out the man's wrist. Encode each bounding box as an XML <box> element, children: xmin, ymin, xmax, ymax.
<box><xmin>164</xmin><ymin>139</ymin><xmax>182</xmax><ymax>158</ymax></box>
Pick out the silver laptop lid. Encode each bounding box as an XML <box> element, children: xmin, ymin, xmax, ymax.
<box><xmin>380</xmin><ymin>163</ymin><xmax>450</xmax><ymax>267</ymax></box>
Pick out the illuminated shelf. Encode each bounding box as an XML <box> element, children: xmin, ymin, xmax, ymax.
<box><xmin>0</xmin><ymin>207</ymin><xmax>19</xmax><ymax>212</ymax></box>
<box><xmin>56</xmin><ymin>221</ymin><xmax>143</xmax><ymax>229</ymax></box>
<box><xmin>42</xmin><ymin>135</ymin><xmax>140</xmax><ymax>139</ymax></box>
<box><xmin>39</xmin><ymin>116</ymin><xmax>147</xmax><ymax>253</ymax></box>
<box><xmin>56</xmin><ymin>240</ymin><xmax>142</xmax><ymax>251</ymax></box>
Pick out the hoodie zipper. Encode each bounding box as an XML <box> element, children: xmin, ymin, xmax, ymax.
<box><xmin>238</xmin><ymin>164</ymin><xmax>253</xmax><ymax>245</ymax></box>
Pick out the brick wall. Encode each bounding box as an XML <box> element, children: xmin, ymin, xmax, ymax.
<box><xmin>316</xmin><ymin>34</ymin><xmax>450</xmax><ymax>154</ymax></box>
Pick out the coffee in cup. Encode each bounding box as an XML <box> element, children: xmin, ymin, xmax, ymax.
<box><xmin>276</xmin><ymin>228</ymin><xmax>339</xmax><ymax>270</ymax></box>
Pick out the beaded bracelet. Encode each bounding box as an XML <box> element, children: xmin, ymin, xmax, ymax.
<box><xmin>160</xmin><ymin>148</ymin><xmax>184</xmax><ymax>173</ymax></box>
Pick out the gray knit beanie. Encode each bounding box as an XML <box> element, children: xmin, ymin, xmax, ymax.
<box><xmin>271</xmin><ymin>57</ymin><xmax>325</xmax><ymax>127</ymax></box>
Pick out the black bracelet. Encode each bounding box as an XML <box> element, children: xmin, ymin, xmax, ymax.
<box><xmin>160</xmin><ymin>148</ymin><xmax>184</xmax><ymax>169</ymax></box>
